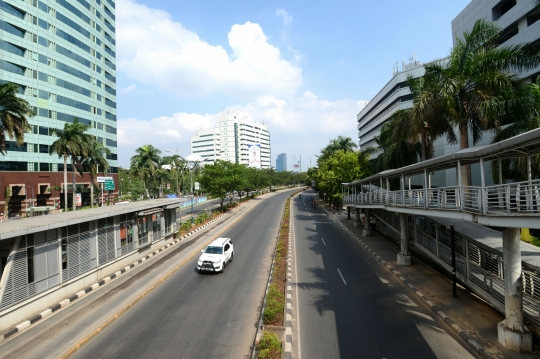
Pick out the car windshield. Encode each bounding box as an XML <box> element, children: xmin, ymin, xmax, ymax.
<box><xmin>205</xmin><ymin>246</ymin><xmax>223</xmax><ymax>254</ymax></box>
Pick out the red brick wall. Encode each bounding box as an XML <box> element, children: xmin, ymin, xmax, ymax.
<box><xmin>0</xmin><ymin>172</ymin><xmax>118</xmax><ymax>208</ymax></box>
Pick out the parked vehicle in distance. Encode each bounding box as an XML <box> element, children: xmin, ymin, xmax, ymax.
<box><xmin>197</xmin><ymin>238</ymin><xmax>234</xmax><ymax>273</ymax></box>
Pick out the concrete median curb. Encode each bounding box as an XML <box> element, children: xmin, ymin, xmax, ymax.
<box><xmin>0</xmin><ymin>211</ymin><xmax>232</xmax><ymax>344</ymax></box>
<box><xmin>317</xmin><ymin>201</ymin><xmax>499</xmax><ymax>359</ymax></box>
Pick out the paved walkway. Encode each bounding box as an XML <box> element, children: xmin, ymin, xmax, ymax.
<box><xmin>317</xmin><ymin>200</ymin><xmax>538</xmax><ymax>359</ymax></box>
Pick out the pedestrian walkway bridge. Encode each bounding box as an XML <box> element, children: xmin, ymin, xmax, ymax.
<box><xmin>342</xmin><ymin>128</ymin><xmax>540</xmax><ymax>352</ymax></box>
<box><xmin>343</xmin><ymin>128</ymin><xmax>540</xmax><ymax>228</ymax></box>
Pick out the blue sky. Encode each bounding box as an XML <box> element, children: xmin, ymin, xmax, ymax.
<box><xmin>116</xmin><ymin>0</ymin><xmax>472</xmax><ymax>169</ymax></box>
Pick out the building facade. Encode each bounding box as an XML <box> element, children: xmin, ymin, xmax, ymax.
<box><xmin>190</xmin><ymin>110</ymin><xmax>271</xmax><ymax>168</ymax></box>
<box><xmin>452</xmin><ymin>0</ymin><xmax>540</xmax><ymax>84</ymax></box>
<box><xmin>276</xmin><ymin>153</ymin><xmax>287</xmax><ymax>172</ymax></box>
<box><xmin>0</xmin><ymin>0</ymin><xmax>117</xmax><ymax>215</ymax></box>
<box><xmin>357</xmin><ymin>60</ymin><xmax>424</xmax><ymax>159</ymax></box>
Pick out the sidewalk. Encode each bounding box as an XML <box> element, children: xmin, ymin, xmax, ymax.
<box><xmin>317</xmin><ymin>200</ymin><xmax>538</xmax><ymax>359</ymax></box>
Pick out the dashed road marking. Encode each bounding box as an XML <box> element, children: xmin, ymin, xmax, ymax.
<box><xmin>337</xmin><ymin>268</ymin><xmax>347</xmax><ymax>285</ymax></box>
<box><xmin>321</xmin><ymin>238</ymin><xmax>326</xmax><ymax>246</ymax></box>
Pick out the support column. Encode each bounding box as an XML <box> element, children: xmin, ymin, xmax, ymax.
<box><xmin>132</xmin><ymin>222</ymin><xmax>139</xmax><ymax>247</ymax></box>
<box><xmin>354</xmin><ymin>208</ymin><xmax>360</xmax><ymax>227</ymax></box>
<box><xmin>362</xmin><ymin>208</ymin><xmax>371</xmax><ymax>236</ymax></box>
<box><xmin>397</xmin><ymin>213</ymin><xmax>411</xmax><ymax>265</ymax></box>
<box><xmin>160</xmin><ymin>214</ymin><xmax>166</xmax><ymax>238</ymax></box>
<box><xmin>498</xmin><ymin>227</ymin><xmax>532</xmax><ymax>352</ymax></box>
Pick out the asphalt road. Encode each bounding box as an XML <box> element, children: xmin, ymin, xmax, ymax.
<box><xmin>69</xmin><ymin>190</ymin><xmax>294</xmax><ymax>359</ymax></box>
<box><xmin>292</xmin><ymin>191</ymin><xmax>476</xmax><ymax>359</ymax></box>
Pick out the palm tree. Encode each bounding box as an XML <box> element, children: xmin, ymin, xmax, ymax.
<box><xmin>391</xmin><ymin>76</ymin><xmax>457</xmax><ymax>162</ymax></box>
<box><xmin>0</xmin><ymin>82</ymin><xmax>33</xmax><ymax>154</ymax></box>
<box><xmin>319</xmin><ymin>136</ymin><xmax>358</xmax><ymax>163</ymax></box>
<box><xmin>130</xmin><ymin>144</ymin><xmax>161</xmax><ymax>199</ymax></box>
<box><xmin>420</xmin><ymin>18</ymin><xmax>540</xmax><ymax>185</ymax></box>
<box><xmin>364</xmin><ymin>120</ymin><xmax>421</xmax><ymax>173</ymax></box>
<box><xmin>491</xmin><ymin>77</ymin><xmax>540</xmax><ymax>182</ymax></box>
<box><xmin>49</xmin><ymin>120</ymin><xmax>92</xmax><ymax>211</ymax></box>
<box><xmin>79</xmin><ymin>139</ymin><xmax>110</xmax><ymax>207</ymax></box>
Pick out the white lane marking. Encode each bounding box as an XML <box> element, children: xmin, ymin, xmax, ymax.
<box><xmin>378</xmin><ymin>276</ymin><xmax>390</xmax><ymax>284</ymax></box>
<box><xmin>292</xmin><ymin>200</ymin><xmax>302</xmax><ymax>359</ymax></box>
<box><xmin>337</xmin><ymin>268</ymin><xmax>347</xmax><ymax>285</ymax></box>
<box><xmin>395</xmin><ymin>293</ymin><xmax>417</xmax><ymax>307</ymax></box>
<box><xmin>403</xmin><ymin>308</ymin><xmax>434</xmax><ymax>321</ymax></box>
<box><xmin>321</xmin><ymin>238</ymin><xmax>326</xmax><ymax>246</ymax></box>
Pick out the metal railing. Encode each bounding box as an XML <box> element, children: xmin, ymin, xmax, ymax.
<box><xmin>372</xmin><ymin>210</ymin><xmax>540</xmax><ymax>326</ymax></box>
<box><xmin>344</xmin><ymin>179</ymin><xmax>540</xmax><ymax>216</ymax></box>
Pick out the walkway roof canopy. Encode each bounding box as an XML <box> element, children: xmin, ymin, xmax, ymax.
<box><xmin>345</xmin><ymin>127</ymin><xmax>540</xmax><ymax>186</ymax></box>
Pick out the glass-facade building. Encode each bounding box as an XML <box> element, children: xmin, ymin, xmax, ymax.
<box><xmin>0</xmin><ymin>0</ymin><xmax>117</xmax><ymax>214</ymax></box>
<box><xmin>276</xmin><ymin>153</ymin><xmax>287</xmax><ymax>172</ymax></box>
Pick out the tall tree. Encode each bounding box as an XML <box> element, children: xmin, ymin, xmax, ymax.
<box><xmin>365</xmin><ymin>120</ymin><xmax>421</xmax><ymax>173</ymax></box>
<box><xmin>0</xmin><ymin>83</ymin><xmax>33</xmax><ymax>155</ymax></box>
<box><xmin>49</xmin><ymin>120</ymin><xmax>92</xmax><ymax>212</ymax></box>
<box><xmin>130</xmin><ymin>144</ymin><xmax>161</xmax><ymax>199</ymax></box>
<box><xmin>420</xmin><ymin>18</ymin><xmax>540</xmax><ymax>185</ymax></box>
<box><xmin>319</xmin><ymin>136</ymin><xmax>358</xmax><ymax>162</ymax></box>
<box><xmin>391</xmin><ymin>75</ymin><xmax>457</xmax><ymax>161</ymax></box>
<box><xmin>79</xmin><ymin>139</ymin><xmax>110</xmax><ymax>207</ymax></box>
<box><xmin>491</xmin><ymin>77</ymin><xmax>540</xmax><ymax>182</ymax></box>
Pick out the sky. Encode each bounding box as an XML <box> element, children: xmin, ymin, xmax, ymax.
<box><xmin>116</xmin><ymin>0</ymin><xmax>472</xmax><ymax>170</ymax></box>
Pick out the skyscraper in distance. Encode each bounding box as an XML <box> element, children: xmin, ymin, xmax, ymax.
<box><xmin>276</xmin><ymin>153</ymin><xmax>287</xmax><ymax>172</ymax></box>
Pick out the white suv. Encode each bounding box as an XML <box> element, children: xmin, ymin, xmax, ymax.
<box><xmin>197</xmin><ymin>238</ymin><xmax>234</xmax><ymax>273</ymax></box>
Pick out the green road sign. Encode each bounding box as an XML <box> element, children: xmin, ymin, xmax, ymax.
<box><xmin>104</xmin><ymin>180</ymin><xmax>115</xmax><ymax>191</ymax></box>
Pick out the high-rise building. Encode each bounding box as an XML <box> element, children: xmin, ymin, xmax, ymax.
<box><xmin>276</xmin><ymin>153</ymin><xmax>287</xmax><ymax>172</ymax></box>
<box><xmin>190</xmin><ymin>110</ymin><xmax>271</xmax><ymax>168</ymax></box>
<box><xmin>0</xmin><ymin>0</ymin><xmax>117</xmax><ymax>215</ymax></box>
<box><xmin>357</xmin><ymin>59</ymin><xmax>424</xmax><ymax>159</ymax></box>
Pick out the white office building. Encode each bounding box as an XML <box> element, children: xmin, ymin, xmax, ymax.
<box><xmin>190</xmin><ymin>111</ymin><xmax>271</xmax><ymax>168</ymax></box>
<box><xmin>357</xmin><ymin>60</ymin><xmax>424</xmax><ymax>159</ymax></box>
<box><xmin>452</xmin><ymin>0</ymin><xmax>540</xmax><ymax>84</ymax></box>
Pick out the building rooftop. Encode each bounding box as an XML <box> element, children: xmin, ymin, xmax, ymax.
<box><xmin>0</xmin><ymin>198</ymin><xmax>182</xmax><ymax>241</ymax></box>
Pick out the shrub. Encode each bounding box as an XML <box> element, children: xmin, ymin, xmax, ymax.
<box><xmin>257</xmin><ymin>331</ymin><xmax>282</xmax><ymax>359</ymax></box>
<box><xmin>264</xmin><ymin>285</ymin><xmax>284</xmax><ymax>325</ymax></box>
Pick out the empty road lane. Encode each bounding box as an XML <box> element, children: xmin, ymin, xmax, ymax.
<box><xmin>292</xmin><ymin>191</ymin><xmax>476</xmax><ymax>359</ymax></box>
<box><xmin>68</xmin><ymin>190</ymin><xmax>294</xmax><ymax>358</ymax></box>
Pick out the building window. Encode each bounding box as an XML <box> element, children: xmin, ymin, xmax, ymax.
<box><xmin>492</xmin><ymin>0</ymin><xmax>517</xmax><ymax>21</ymax></box>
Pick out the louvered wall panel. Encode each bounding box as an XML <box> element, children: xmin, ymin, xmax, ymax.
<box><xmin>12</xmin><ymin>250</ymin><xmax>28</xmax><ymax>291</ymax></box>
<box><xmin>79</xmin><ymin>233</ymin><xmax>91</xmax><ymax>263</ymax></box>
<box><xmin>67</xmin><ymin>236</ymin><xmax>80</xmax><ymax>268</ymax></box>
<box><xmin>98</xmin><ymin>228</ymin><xmax>108</xmax><ymax>265</ymax></box>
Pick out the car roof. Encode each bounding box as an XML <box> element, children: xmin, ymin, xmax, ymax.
<box><xmin>209</xmin><ymin>238</ymin><xmax>230</xmax><ymax>247</ymax></box>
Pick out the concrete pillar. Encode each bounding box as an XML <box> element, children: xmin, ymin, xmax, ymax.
<box><xmin>354</xmin><ymin>208</ymin><xmax>360</xmax><ymax>227</ymax></box>
<box><xmin>498</xmin><ymin>227</ymin><xmax>532</xmax><ymax>352</ymax></box>
<box><xmin>347</xmin><ymin>206</ymin><xmax>351</xmax><ymax>220</ymax></box>
<box><xmin>132</xmin><ymin>223</ymin><xmax>139</xmax><ymax>246</ymax></box>
<box><xmin>397</xmin><ymin>213</ymin><xmax>411</xmax><ymax>265</ymax></box>
<box><xmin>362</xmin><ymin>208</ymin><xmax>371</xmax><ymax>236</ymax></box>
<box><xmin>160</xmin><ymin>215</ymin><xmax>166</xmax><ymax>237</ymax></box>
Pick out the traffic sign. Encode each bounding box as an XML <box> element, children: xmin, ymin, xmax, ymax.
<box><xmin>194</xmin><ymin>182</ymin><xmax>200</xmax><ymax>190</ymax></box>
<box><xmin>104</xmin><ymin>180</ymin><xmax>115</xmax><ymax>190</ymax></box>
<box><xmin>97</xmin><ymin>176</ymin><xmax>113</xmax><ymax>183</ymax></box>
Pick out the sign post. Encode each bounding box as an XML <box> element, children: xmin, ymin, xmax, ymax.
<box><xmin>98</xmin><ymin>177</ymin><xmax>113</xmax><ymax>206</ymax></box>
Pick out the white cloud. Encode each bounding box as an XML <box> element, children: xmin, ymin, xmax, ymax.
<box><xmin>117</xmin><ymin>93</ymin><xmax>367</xmax><ymax>167</ymax></box>
<box><xmin>276</xmin><ymin>9</ymin><xmax>292</xmax><ymax>26</ymax></box>
<box><xmin>117</xmin><ymin>0</ymin><xmax>302</xmax><ymax>98</ymax></box>
<box><xmin>121</xmin><ymin>84</ymin><xmax>137</xmax><ymax>94</ymax></box>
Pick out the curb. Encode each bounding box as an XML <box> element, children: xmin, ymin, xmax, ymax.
<box><xmin>284</xmin><ymin>200</ymin><xmax>294</xmax><ymax>359</ymax></box>
<box><xmin>0</xmin><ymin>211</ymin><xmax>229</xmax><ymax>344</ymax></box>
<box><xmin>318</xmin><ymin>201</ymin><xmax>496</xmax><ymax>359</ymax></box>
